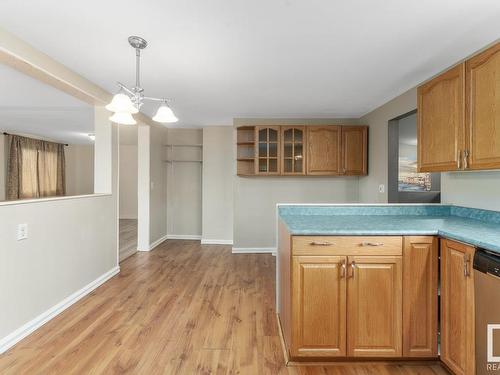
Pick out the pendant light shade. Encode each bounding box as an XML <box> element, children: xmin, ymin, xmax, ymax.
<box><xmin>105</xmin><ymin>92</ymin><xmax>138</xmax><ymax>114</ymax></box>
<box><xmin>109</xmin><ymin>111</ymin><xmax>137</xmax><ymax>125</ymax></box>
<box><xmin>153</xmin><ymin>102</ymin><xmax>178</xmax><ymax>123</ymax></box>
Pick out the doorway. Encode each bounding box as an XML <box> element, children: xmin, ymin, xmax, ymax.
<box><xmin>118</xmin><ymin>126</ymin><xmax>138</xmax><ymax>261</ymax></box>
<box><xmin>388</xmin><ymin>110</ymin><xmax>441</xmax><ymax>203</ymax></box>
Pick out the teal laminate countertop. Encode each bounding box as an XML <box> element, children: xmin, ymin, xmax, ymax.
<box><xmin>278</xmin><ymin>205</ymin><xmax>500</xmax><ymax>254</ymax></box>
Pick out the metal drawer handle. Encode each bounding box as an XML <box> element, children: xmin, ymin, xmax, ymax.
<box><xmin>340</xmin><ymin>259</ymin><xmax>346</xmax><ymax>278</ymax></box>
<box><xmin>457</xmin><ymin>150</ymin><xmax>462</xmax><ymax>170</ymax></box>
<box><xmin>350</xmin><ymin>261</ymin><xmax>356</xmax><ymax>279</ymax></box>
<box><xmin>309</xmin><ymin>241</ymin><xmax>334</xmax><ymax>246</ymax></box>
<box><xmin>361</xmin><ymin>242</ymin><xmax>384</xmax><ymax>247</ymax></box>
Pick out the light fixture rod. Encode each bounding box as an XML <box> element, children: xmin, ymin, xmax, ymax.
<box><xmin>135</xmin><ymin>48</ymin><xmax>141</xmax><ymax>90</ymax></box>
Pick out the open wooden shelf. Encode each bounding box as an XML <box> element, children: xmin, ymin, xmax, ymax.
<box><xmin>236</xmin><ymin>127</ymin><xmax>256</xmax><ymax>175</ymax></box>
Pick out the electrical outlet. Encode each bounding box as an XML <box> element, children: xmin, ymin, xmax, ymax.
<box><xmin>17</xmin><ymin>223</ymin><xmax>28</xmax><ymax>240</ymax></box>
<box><xmin>378</xmin><ymin>184</ymin><xmax>385</xmax><ymax>193</ymax></box>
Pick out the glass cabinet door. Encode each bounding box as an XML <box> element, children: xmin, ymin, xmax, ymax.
<box><xmin>282</xmin><ymin>126</ymin><xmax>305</xmax><ymax>174</ymax></box>
<box><xmin>256</xmin><ymin>126</ymin><xmax>280</xmax><ymax>174</ymax></box>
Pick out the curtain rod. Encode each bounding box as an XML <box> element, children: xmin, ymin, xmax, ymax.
<box><xmin>2</xmin><ymin>132</ymin><xmax>69</xmax><ymax>146</ymax></box>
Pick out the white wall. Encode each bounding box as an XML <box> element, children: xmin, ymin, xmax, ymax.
<box><xmin>233</xmin><ymin>119</ymin><xmax>361</xmax><ymax>250</ymax></box>
<box><xmin>65</xmin><ymin>144</ymin><xmax>94</xmax><ymax>196</ymax></box>
<box><xmin>441</xmin><ymin>171</ymin><xmax>500</xmax><ymax>211</ymax></box>
<box><xmin>166</xmin><ymin>129</ymin><xmax>203</xmax><ymax>238</ymax></box>
<box><xmin>119</xmin><ymin>144</ymin><xmax>138</xmax><ymax>219</ymax></box>
<box><xmin>358</xmin><ymin>88</ymin><xmax>417</xmax><ymax>203</ymax></box>
<box><xmin>0</xmin><ymin>195</ymin><xmax>117</xmax><ymax>342</ymax></box>
<box><xmin>202</xmin><ymin>127</ymin><xmax>233</xmax><ymax>244</ymax></box>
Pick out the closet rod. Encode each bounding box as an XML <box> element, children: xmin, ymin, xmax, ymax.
<box><xmin>2</xmin><ymin>132</ymin><xmax>69</xmax><ymax>146</ymax></box>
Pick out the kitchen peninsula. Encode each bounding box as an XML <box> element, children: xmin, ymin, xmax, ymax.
<box><xmin>276</xmin><ymin>204</ymin><xmax>500</xmax><ymax>374</ymax></box>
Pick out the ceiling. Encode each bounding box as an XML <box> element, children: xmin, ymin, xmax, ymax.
<box><xmin>1</xmin><ymin>0</ymin><xmax>499</xmax><ymax>127</ymax></box>
<box><xmin>0</xmin><ymin>64</ymin><xmax>94</xmax><ymax>144</ymax></box>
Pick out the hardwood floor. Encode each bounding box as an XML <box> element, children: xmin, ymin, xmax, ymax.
<box><xmin>119</xmin><ymin>219</ymin><xmax>137</xmax><ymax>262</ymax></box>
<box><xmin>0</xmin><ymin>241</ymin><xmax>448</xmax><ymax>374</ymax></box>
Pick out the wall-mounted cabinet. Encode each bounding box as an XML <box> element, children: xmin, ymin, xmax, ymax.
<box><xmin>306</xmin><ymin>126</ymin><xmax>342</xmax><ymax>175</ymax></box>
<box><xmin>256</xmin><ymin>126</ymin><xmax>281</xmax><ymax>175</ymax></box>
<box><xmin>236</xmin><ymin>125</ymin><xmax>368</xmax><ymax>177</ymax></box>
<box><xmin>418</xmin><ymin>42</ymin><xmax>500</xmax><ymax>172</ymax></box>
<box><xmin>282</xmin><ymin>126</ymin><xmax>306</xmax><ymax>175</ymax></box>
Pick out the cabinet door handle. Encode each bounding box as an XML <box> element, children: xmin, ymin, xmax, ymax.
<box><xmin>361</xmin><ymin>242</ymin><xmax>384</xmax><ymax>247</ymax></box>
<box><xmin>309</xmin><ymin>241</ymin><xmax>333</xmax><ymax>246</ymax></box>
<box><xmin>457</xmin><ymin>150</ymin><xmax>462</xmax><ymax>170</ymax></box>
<box><xmin>340</xmin><ymin>260</ymin><xmax>346</xmax><ymax>278</ymax></box>
<box><xmin>464</xmin><ymin>254</ymin><xmax>471</xmax><ymax>277</ymax></box>
<box><xmin>350</xmin><ymin>261</ymin><xmax>356</xmax><ymax>279</ymax></box>
<box><xmin>463</xmin><ymin>150</ymin><xmax>469</xmax><ymax>170</ymax></box>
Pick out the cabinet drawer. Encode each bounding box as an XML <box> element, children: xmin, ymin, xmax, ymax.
<box><xmin>292</xmin><ymin>236</ymin><xmax>402</xmax><ymax>256</ymax></box>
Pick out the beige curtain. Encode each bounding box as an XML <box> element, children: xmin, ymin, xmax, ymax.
<box><xmin>7</xmin><ymin>135</ymin><xmax>66</xmax><ymax>200</ymax></box>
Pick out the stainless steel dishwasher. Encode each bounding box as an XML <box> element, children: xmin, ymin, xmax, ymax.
<box><xmin>474</xmin><ymin>248</ymin><xmax>500</xmax><ymax>375</ymax></box>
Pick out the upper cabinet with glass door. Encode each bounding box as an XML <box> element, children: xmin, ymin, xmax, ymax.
<box><xmin>256</xmin><ymin>126</ymin><xmax>281</xmax><ymax>175</ymax></box>
<box><xmin>235</xmin><ymin>125</ymin><xmax>368</xmax><ymax>177</ymax></box>
<box><xmin>282</xmin><ymin>126</ymin><xmax>306</xmax><ymax>175</ymax></box>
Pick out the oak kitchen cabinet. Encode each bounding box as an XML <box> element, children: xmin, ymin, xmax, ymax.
<box><xmin>440</xmin><ymin>239</ymin><xmax>475</xmax><ymax>375</ymax></box>
<box><xmin>342</xmin><ymin>126</ymin><xmax>368</xmax><ymax>175</ymax></box>
<box><xmin>236</xmin><ymin>125</ymin><xmax>368</xmax><ymax>176</ymax></box>
<box><xmin>282</xmin><ymin>126</ymin><xmax>306</xmax><ymax>175</ymax></box>
<box><xmin>255</xmin><ymin>126</ymin><xmax>281</xmax><ymax>175</ymax></box>
<box><xmin>347</xmin><ymin>255</ymin><xmax>402</xmax><ymax>357</ymax></box>
<box><xmin>280</xmin><ymin>234</ymin><xmax>406</xmax><ymax>359</ymax></box>
<box><xmin>402</xmin><ymin>236</ymin><xmax>438</xmax><ymax>358</ymax></box>
<box><xmin>418</xmin><ymin>42</ymin><xmax>500</xmax><ymax>172</ymax></box>
<box><xmin>292</xmin><ymin>255</ymin><xmax>346</xmax><ymax>357</ymax></box>
<box><xmin>306</xmin><ymin>126</ymin><xmax>342</xmax><ymax>175</ymax></box>
<box><xmin>417</xmin><ymin>63</ymin><xmax>465</xmax><ymax>172</ymax></box>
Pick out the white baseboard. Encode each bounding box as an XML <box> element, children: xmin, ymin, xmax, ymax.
<box><xmin>166</xmin><ymin>234</ymin><xmax>202</xmax><ymax>240</ymax></box>
<box><xmin>201</xmin><ymin>239</ymin><xmax>233</xmax><ymax>245</ymax></box>
<box><xmin>0</xmin><ymin>266</ymin><xmax>120</xmax><ymax>354</ymax></box>
<box><xmin>232</xmin><ymin>247</ymin><xmax>277</xmax><ymax>256</ymax></box>
<box><xmin>118</xmin><ymin>215</ymin><xmax>138</xmax><ymax>220</ymax></box>
<box><xmin>149</xmin><ymin>234</ymin><xmax>168</xmax><ymax>251</ymax></box>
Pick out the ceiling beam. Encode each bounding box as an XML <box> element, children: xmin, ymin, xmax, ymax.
<box><xmin>0</xmin><ymin>27</ymin><xmax>155</xmax><ymax>127</ymax></box>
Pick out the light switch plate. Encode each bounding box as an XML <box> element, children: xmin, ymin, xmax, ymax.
<box><xmin>378</xmin><ymin>184</ymin><xmax>385</xmax><ymax>193</ymax></box>
<box><xmin>17</xmin><ymin>223</ymin><xmax>28</xmax><ymax>240</ymax></box>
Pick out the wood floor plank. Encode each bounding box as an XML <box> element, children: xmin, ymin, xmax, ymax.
<box><xmin>0</xmin><ymin>240</ymin><xmax>449</xmax><ymax>375</ymax></box>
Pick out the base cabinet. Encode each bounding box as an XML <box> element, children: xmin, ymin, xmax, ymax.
<box><xmin>280</xmin><ymin>234</ymin><xmax>474</xmax><ymax>370</ymax></box>
<box><xmin>287</xmin><ymin>238</ymin><xmax>404</xmax><ymax>359</ymax></box>
<box><xmin>402</xmin><ymin>236</ymin><xmax>438</xmax><ymax>357</ymax></box>
<box><xmin>347</xmin><ymin>256</ymin><xmax>402</xmax><ymax>357</ymax></box>
<box><xmin>441</xmin><ymin>239</ymin><xmax>475</xmax><ymax>375</ymax></box>
<box><xmin>291</xmin><ymin>256</ymin><xmax>346</xmax><ymax>357</ymax></box>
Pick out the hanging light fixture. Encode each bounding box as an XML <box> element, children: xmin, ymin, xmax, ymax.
<box><xmin>106</xmin><ymin>36</ymin><xmax>178</xmax><ymax>125</ymax></box>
